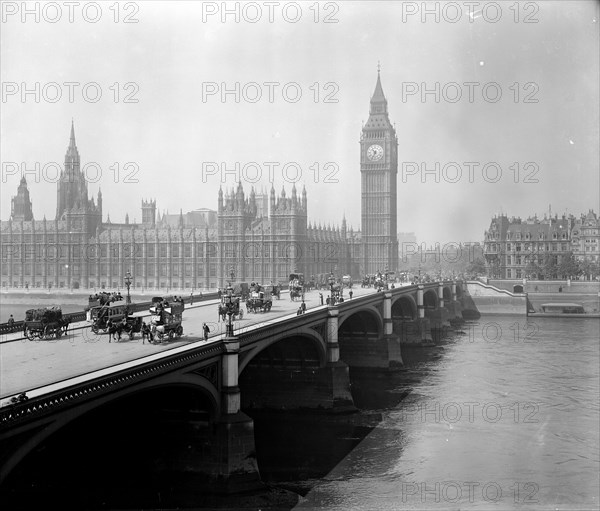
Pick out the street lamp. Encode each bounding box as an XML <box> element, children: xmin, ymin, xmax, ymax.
<box><xmin>229</xmin><ymin>265</ymin><xmax>235</xmax><ymax>283</ymax></box>
<box><xmin>223</xmin><ymin>284</ymin><xmax>236</xmax><ymax>337</ymax></box>
<box><xmin>328</xmin><ymin>272</ymin><xmax>336</xmax><ymax>305</ymax></box>
<box><xmin>124</xmin><ymin>270</ymin><xmax>132</xmax><ymax>308</ymax></box>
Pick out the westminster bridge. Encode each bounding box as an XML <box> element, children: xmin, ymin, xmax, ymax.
<box><xmin>0</xmin><ymin>281</ymin><xmax>465</xmax><ymax>497</ymax></box>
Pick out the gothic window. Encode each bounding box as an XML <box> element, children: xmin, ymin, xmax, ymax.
<box><xmin>184</xmin><ymin>245</ymin><xmax>191</xmax><ymax>257</ymax></box>
<box><xmin>172</xmin><ymin>246</ymin><xmax>179</xmax><ymax>257</ymax></box>
<box><xmin>160</xmin><ymin>245</ymin><xmax>167</xmax><ymax>258</ymax></box>
<box><xmin>160</xmin><ymin>264</ymin><xmax>168</xmax><ymax>276</ymax></box>
<box><xmin>147</xmin><ymin>245</ymin><xmax>155</xmax><ymax>257</ymax></box>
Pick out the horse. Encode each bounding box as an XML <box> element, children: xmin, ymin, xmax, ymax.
<box><xmin>107</xmin><ymin>321</ymin><xmax>124</xmax><ymax>342</ymax></box>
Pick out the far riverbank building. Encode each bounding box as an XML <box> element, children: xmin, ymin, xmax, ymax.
<box><xmin>1</xmin><ymin>73</ymin><xmax>401</xmax><ymax>290</ymax></box>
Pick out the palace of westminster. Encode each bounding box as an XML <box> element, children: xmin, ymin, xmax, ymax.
<box><xmin>1</xmin><ymin>72</ymin><xmax>400</xmax><ymax>291</ymax></box>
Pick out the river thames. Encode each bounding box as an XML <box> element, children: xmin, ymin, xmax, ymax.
<box><xmin>293</xmin><ymin>315</ymin><xmax>599</xmax><ymax>510</ymax></box>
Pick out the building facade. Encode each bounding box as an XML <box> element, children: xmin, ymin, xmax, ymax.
<box><xmin>1</xmin><ymin>125</ymin><xmax>361</xmax><ymax>291</ymax></box>
<box><xmin>483</xmin><ymin>212</ymin><xmax>600</xmax><ymax>279</ymax></box>
<box><xmin>360</xmin><ymin>70</ymin><xmax>399</xmax><ymax>275</ymax></box>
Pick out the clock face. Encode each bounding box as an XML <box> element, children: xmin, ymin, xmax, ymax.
<box><xmin>367</xmin><ymin>144</ymin><xmax>383</xmax><ymax>161</ymax></box>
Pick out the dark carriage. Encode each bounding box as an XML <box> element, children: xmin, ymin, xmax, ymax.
<box><xmin>289</xmin><ymin>272</ymin><xmax>305</xmax><ymax>301</ymax></box>
<box><xmin>264</xmin><ymin>283</ymin><xmax>281</xmax><ymax>300</ymax></box>
<box><xmin>24</xmin><ymin>307</ymin><xmax>69</xmax><ymax>340</ymax></box>
<box><xmin>149</xmin><ymin>298</ymin><xmax>184</xmax><ymax>342</ymax></box>
<box><xmin>88</xmin><ymin>303</ymin><xmax>129</xmax><ymax>334</ymax></box>
<box><xmin>246</xmin><ymin>290</ymin><xmax>273</xmax><ymax>313</ymax></box>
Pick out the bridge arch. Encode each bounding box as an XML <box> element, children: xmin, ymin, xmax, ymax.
<box><xmin>338</xmin><ymin>306</ymin><xmax>383</xmax><ymax>334</ymax></box>
<box><xmin>0</xmin><ymin>378</ymin><xmax>220</xmax><ymax>505</ymax></box>
<box><xmin>443</xmin><ymin>286</ymin><xmax>452</xmax><ymax>302</ymax></box>
<box><xmin>238</xmin><ymin>328</ymin><xmax>329</xmax><ymax>410</ymax></box>
<box><xmin>391</xmin><ymin>295</ymin><xmax>417</xmax><ymax>320</ymax></box>
<box><xmin>423</xmin><ymin>289</ymin><xmax>438</xmax><ymax>309</ymax></box>
<box><xmin>239</xmin><ymin>327</ymin><xmax>327</xmax><ymax>374</ymax></box>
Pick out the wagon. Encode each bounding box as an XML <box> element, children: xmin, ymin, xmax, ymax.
<box><xmin>24</xmin><ymin>307</ymin><xmax>68</xmax><ymax>340</ymax></box>
<box><xmin>88</xmin><ymin>303</ymin><xmax>128</xmax><ymax>334</ymax></box>
<box><xmin>246</xmin><ymin>290</ymin><xmax>273</xmax><ymax>313</ymax></box>
<box><xmin>149</xmin><ymin>300</ymin><xmax>184</xmax><ymax>342</ymax></box>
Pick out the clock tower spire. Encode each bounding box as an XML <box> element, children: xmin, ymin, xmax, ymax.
<box><xmin>360</xmin><ymin>69</ymin><xmax>398</xmax><ymax>275</ymax></box>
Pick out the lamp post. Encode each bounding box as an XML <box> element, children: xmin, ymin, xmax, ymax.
<box><xmin>124</xmin><ymin>270</ymin><xmax>132</xmax><ymax>310</ymax></box>
<box><xmin>223</xmin><ymin>284</ymin><xmax>237</xmax><ymax>337</ymax></box>
<box><xmin>328</xmin><ymin>272</ymin><xmax>336</xmax><ymax>305</ymax></box>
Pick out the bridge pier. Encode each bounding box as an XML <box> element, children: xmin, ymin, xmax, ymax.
<box><xmin>205</xmin><ymin>336</ymin><xmax>261</xmax><ymax>492</ymax></box>
<box><xmin>447</xmin><ymin>282</ymin><xmax>465</xmax><ymax>326</ymax></box>
<box><xmin>417</xmin><ymin>285</ymin><xmax>434</xmax><ymax>345</ymax></box>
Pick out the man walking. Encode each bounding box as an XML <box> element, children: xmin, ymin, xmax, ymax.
<box><xmin>319</xmin><ymin>292</ymin><xmax>323</xmax><ymax>305</ymax></box>
<box><xmin>349</xmin><ymin>290</ymin><xmax>353</xmax><ymax>299</ymax></box>
<box><xmin>203</xmin><ymin>322</ymin><xmax>210</xmax><ymax>341</ymax></box>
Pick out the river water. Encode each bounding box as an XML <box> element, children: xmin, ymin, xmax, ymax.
<box><xmin>293</xmin><ymin>316</ymin><xmax>599</xmax><ymax>511</ymax></box>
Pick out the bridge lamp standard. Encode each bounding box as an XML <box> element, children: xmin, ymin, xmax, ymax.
<box><xmin>328</xmin><ymin>272</ymin><xmax>336</xmax><ymax>305</ymax></box>
<box><xmin>223</xmin><ymin>284</ymin><xmax>236</xmax><ymax>337</ymax></box>
<box><xmin>124</xmin><ymin>271</ymin><xmax>132</xmax><ymax>308</ymax></box>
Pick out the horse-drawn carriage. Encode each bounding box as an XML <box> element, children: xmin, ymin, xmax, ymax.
<box><xmin>246</xmin><ymin>290</ymin><xmax>273</xmax><ymax>313</ymax></box>
<box><xmin>218</xmin><ymin>292</ymin><xmax>244</xmax><ymax>321</ymax></box>
<box><xmin>264</xmin><ymin>283</ymin><xmax>281</xmax><ymax>300</ymax></box>
<box><xmin>24</xmin><ymin>306</ymin><xmax>69</xmax><ymax>340</ymax></box>
<box><xmin>88</xmin><ymin>302</ymin><xmax>128</xmax><ymax>334</ymax></box>
<box><xmin>148</xmin><ymin>297</ymin><xmax>184</xmax><ymax>341</ymax></box>
<box><xmin>342</xmin><ymin>275</ymin><xmax>353</xmax><ymax>288</ymax></box>
<box><xmin>289</xmin><ymin>272</ymin><xmax>305</xmax><ymax>301</ymax></box>
<box><xmin>87</xmin><ymin>301</ymin><xmax>142</xmax><ymax>340</ymax></box>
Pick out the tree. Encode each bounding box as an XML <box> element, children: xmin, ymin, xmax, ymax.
<box><xmin>525</xmin><ymin>259</ymin><xmax>541</xmax><ymax>279</ymax></box>
<box><xmin>466</xmin><ymin>257</ymin><xmax>486</xmax><ymax>276</ymax></box>
<box><xmin>558</xmin><ymin>252</ymin><xmax>580</xmax><ymax>279</ymax></box>
<box><xmin>579</xmin><ymin>259</ymin><xmax>600</xmax><ymax>281</ymax></box>
<box><xmin>541</xmin><ymin>254</ymin><xmax>558</xmax><ymax>280</ymax></box>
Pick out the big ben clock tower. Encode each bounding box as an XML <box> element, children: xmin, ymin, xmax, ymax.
<box><xmin>360</xmin><ymin>68</ymin><xmax>398</xmax><ymax>275</ymax></box>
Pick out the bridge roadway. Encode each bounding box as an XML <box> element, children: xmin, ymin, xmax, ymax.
<box><xmin>0</xmin><ymin>287</ymin><xmax>378</xmax><ymax>402</ymax></box>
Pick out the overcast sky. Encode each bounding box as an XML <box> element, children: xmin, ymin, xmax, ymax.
<box><xmin>1</xmin><ymin>0</ymin><xmax>598</xmax><ymax>245</ymax></box>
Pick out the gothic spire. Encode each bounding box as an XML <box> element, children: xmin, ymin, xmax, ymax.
<box><xmin>66</xmin><ymin>119</ymin><xmax>79</xmax><ymax>161</ymax></box>
<box><xmin>369</xmin><ymin>67</ymin><xmax>388</xmax><ymax>116</ymax></box>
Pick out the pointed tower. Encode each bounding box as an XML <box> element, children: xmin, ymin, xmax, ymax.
<box><xmin>11</xmin><ymin>176</ymin><xmax>34</xmax><ymax>221</ymax></box>
<box><xmin>57</xmin><ymin>120</ymin><xmax>85</xmax><ymax>218</ymax></box>
<box><xmin>360</xmin><ymin>67</ymin><xmax>398</xmax><ymax>274</ymax></box>
<box><xmin>141</xmin><ymin>199</ymin><xmax>156</xmax><ymax>227</ymax></box>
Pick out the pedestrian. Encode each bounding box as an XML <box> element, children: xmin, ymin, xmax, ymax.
<box><xmin>190</xmin><ymin>293</ymin><xmax>194</xmax><ymax>305</ymax></box>
<box><xmin>297</xmin><ymin>306</ymin><xmax>302</xmax><ymax>316</ymax></box>
<box><xmin>326</xmin><ymin>296</ymin><xmax>330</xmax><ymax>306</ymax></box>
<box><xmin>7</xmin><ymin>314</ymin><xmax>14</xmax><ymax>327</ymax></box>
<box><xmin>203</xmin><ymin>322</ymin><xmax>210</xmax><ymax>341</ymax></box>
<box><xmin>349</xmin><ymin>290</ymin><xmax>353</xmax><ymax>299</ymax></box>
<box><xmin>301</xmin><ymin>301</ymin><xmax>306</xmax><ymax>314</ymax></box>
<box><xmin>141</xmin><ymin>321</ymin><xmax>148</xmax><ymax>344</ymax></box>
<box><xmin>319</xmin><ymin>292</ymin><xmax>323</xmax><ymax>305</ymax></box>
